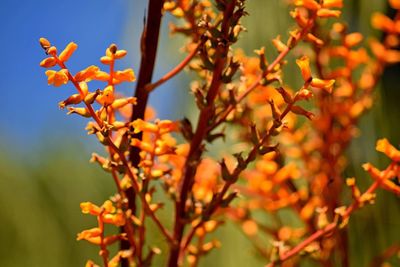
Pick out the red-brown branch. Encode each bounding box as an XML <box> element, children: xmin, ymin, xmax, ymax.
<box><xmin>167</xmin><ymin>2</ymin><xmax>237</xmax><ymax>266</ymax></box>
<box><xmin>146</xmin><ymin>41</ymin><xmax>204</xmax><ymax>92</ymax></box>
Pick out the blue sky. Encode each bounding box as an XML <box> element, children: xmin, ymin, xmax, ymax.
<box><xmin>1</xmin><ymin>0</ymin><xmax>187</xmax><ymax>152</ymax></box>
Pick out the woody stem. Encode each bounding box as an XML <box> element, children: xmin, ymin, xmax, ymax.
<box><xmin>122</xmin><ymin>0</ymin><xmax>164</xmax><ymax>266</ymax></box>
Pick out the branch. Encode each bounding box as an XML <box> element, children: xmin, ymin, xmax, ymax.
<box><xmin>146</xmin><ymin>40</ymin><xmax>204</xmax><ymax>93</ymax></box>
<box><xmin>266</xmin><ymin>163</ymin><xmax>395</xmax><ymax>267</ymax></box>
<box><xmin>124</xmin><ymin>1</ymin><xmax>164</xmax><ymax>265</ymax></box>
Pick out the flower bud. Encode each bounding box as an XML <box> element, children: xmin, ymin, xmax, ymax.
<box><xmin>59</xmin><ymin>42</ymin><xmax>78</xmax><ymax>62</ymax></box>
<box><xmin>39</xmin><ymin>37</ymin><xmax>51</xmax><ymax>50</ymax></box>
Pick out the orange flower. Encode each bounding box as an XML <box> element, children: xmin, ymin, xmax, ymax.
<box><xmin>376</xmin><ymin>138</ymin><xmax>400</xmax><ymax>162</ymax></box>
<box><xmin>39</xmin><ymin>57</ymin><xmax>57</xmax><ymax>68</ymax></box>
<box><xmin>131</xmin><ymin>119</ymin><xmax>159</xmax><ymax>133</ymax></box>
<box><xmin>310</xmin><ymin>78</ymin><xmax>335</xmax><ymax>93</ymax></box>
<box><xmin>389</xmin><ymin>0</ymin><xmax>400</xmax><ymax>9</ymax></box>
<box><xmin>131</xmin><ymin>138</ymin><xmax>154</xmax><ymax>153</ymax></box>
<box><xmin>100</xmin><ymin>55</ymin><xmax>113</xmax><ymax>65</ymax></box>
<box><xmin>94</xmin><ymin>71</ymin><xmax>110</xmax><ymax>82</ymax></box>
<box><xmin>272</xmin><ymin>36</ymin><xmax>287</xmax><ymax>53</ymax></box>
<box><xmin>102</xmin><ymin>200</ymin><xmax>116</xmax><ymax>213</ymax></box>
<box><xmin>45</xmin><ymin>69</ymin><xmax>69</xmax><ymax>87</ymax></box>
<box><xmin>85</xmin><ymin>260</ymin><xmax>100</xmax><ymax>267</ymax></box>
<box><xmin>114</xmin><ymin>69</ymin><xmax>136</xmax><ymax>83</ymax></box>
<box><xmin>295</xmin><ymin>0</ymin><xmax>321</xmax><ymax>10</ymax></box>
<box><xmin>306</xmin><ymin>33</ymin><xmax>324</xmax><ymax>46</ymax></box>
<box><xmin>290</xmin><ymin>8</ymin><xmax>308</xmax><ymax>28</ymax></box>
<box><xmin>59</xmin><ymin>93</ymin><xmax>83</xmax><ymax>109</ymax></box>
<box><xmin>59</xmin><ymin>42</ymin><xmax>78</xmax><ymax>62</ymax></box>
<box><xmin>77</xmin><ymin>227</ymin><xmax>102</xmax><ymax>241</ymax></box>
<box><xmin>80</xmin><ymin>202</ymin><xmax>102</xmax><ymax>215</ymax></box>
<box><xmin>344</xmin><ymin>32</ymin><xmax>363</xmax><ymax>47</ymax></box>
<box><xmin>296</xmin><ymin>56</ymin><xmax>312</xmax><ymax>82</ymax></box>
<box><xmin>317</xmin><ymin>8</ymin><xmax>341</xmax><ymax>18</ymax></box>
<box><xmin>193</xmin><ymin>158</ymin><xmax>219</xmax><ymax>202</ymax></box>
<box><xmin>114</xmin><ymin>49</ymin><xmax>128</xmax><ymax>59</ymax></box>
<box><xmin>370</xmin><ymin>39</ymin><xmax>400</xmax><ymax>63</ymax></box>
<box><xmin>111</xmin><ymin>97</ymin><xmax>137</xmax><ymax>110</ymax></box>
<box><xmin>39</xmin><ymin>37</ymin><xmax>51</xmax><ymax>49</ymax></box>
<box><xmin>97</xmin><ymin>85</ymin><xmax>115</xmax><ymax>105</ymax></box>
<box><xmin>75</xmin><ymin>65</ymin><xmax>100</xmax><ymax>82</ymax></box>
<box><xmin>103</xmin><ymin>212</ymin><xmax>125</xmax><ymax>226</ymax></box>
<box><xmin>322</xmin><ymin>0</ymin><xmax>343</xmax><ymax>8</ymax></box>
<box><xmin>371</xmin><ymin>13</ymin><xmax>395</xmax><ymax>33</ymax></box>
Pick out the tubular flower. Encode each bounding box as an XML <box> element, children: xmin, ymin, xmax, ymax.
<box><xmin>376</xmin><ymin>138</ymin><xmax>400</xmax><ymax>162</ymax></box>
<box><xmin>59</xmin><ymin>42</ymin><xmax>78</xmax><ymax>62</ymax></box>
<box><xmin>390</xmin><ymin>0</ymin><xmax>400</xmax><ymax>8</ymax></box>
<box><xmin>114</xmin><ymin>69</ymin><xmax>136</xmax><ymax>84</ymax></box>
<box><xmin>344</xmin><ymin>32</ymin><xmax>363</xmax><ymax>47</ymax></box>
<box><xmin>97</xmin><ymin>85</ymin><xmax>115</xmax><ymax>106</ymax></box>
<box><xmin>322</xmin><ymin>0</ymin><xmax>343</xmax><ymax>8</ymax></box>
<box><xmin>80</xmin><ymin>202</ymin><xmax>102</xmax><ymax>216</ymax></box>
<box><xmin>371</xmin><ymin>13</ymin><xmax>396</xmax><ymax>33</ymax></box>
<box><xmin>317</xmin><ymin>8</ymin><xmax>341</xmax><ymax>18</ymax></box>
<box><xmin>77</xmin><ymin>227</ymin><xmax>102</xmax><ymax>241</ymax></box>
<box><xmin>75</xmin><ymin>65</ymin><xmax>100</xmax><ymax>82</ymax></box>
<box><xmin>40</xmin><ymin>57</ymin><xmax>57</xmax><ymax>68</ymax></box>
<box><xmin>310</xmin><ymin>78</ymin><xmax>335</xmax><ymax>93</ymax></box>
<box><xmin>45</xmin><ymin>69</ymin><xmax>69</xmax><ymax>87</ymax></box>
<box><xmin>294</xmin><ymin>0</ymin><xmax>343</xmax><ymax>17</ymax></box>
<box><xmin>193</xmin><ymin>158</ymin><xmax>220</xmax><ymax>203</ymax></box>
<box><xmin>295</xmin><ymin>0</ymin><xmax>320</xmax><ymax>10</ymax></box>
<box><xmin>296</xmin><ymin>56</ymin><xmax>312</xmax><ymax>82</ymax></box>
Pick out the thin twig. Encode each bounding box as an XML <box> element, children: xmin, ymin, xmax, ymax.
<box><xmin>146</xmin><ymin>41</ymin><xmax>204</xmax><ymax>92</ymax></box>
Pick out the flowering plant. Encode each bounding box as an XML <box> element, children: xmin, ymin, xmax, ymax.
<box><xmin>39</xmin><ymin>0</ymin><xmax>400</xmax><ymax>266</ymax></box>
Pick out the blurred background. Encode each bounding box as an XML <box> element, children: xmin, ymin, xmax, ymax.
<box><xmin>0</xmin><ymin>0</ymin><xmax>399</xmax><ymax>266</ymax></box>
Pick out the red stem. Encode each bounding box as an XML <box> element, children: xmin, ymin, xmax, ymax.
<box><xmin>167</xmin><ymin>2</ymin><xmax>237</xmax><ymax>266</ymax></box>
<box><xmin>123</xmin><ymin>1</ymin><xmax>164</xmax><ymax>265</ymax></box>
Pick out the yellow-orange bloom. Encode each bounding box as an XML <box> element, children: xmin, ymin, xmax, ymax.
<box><xmin>317</xmin><ymin>8</ymin><xmax>341</xmax><ymax>18</ymax></box>
<box><xmin>45</xmin><ymin>69</ymin><xmax>69</xmax><ymax>87</ymax></box>
<box><xmin>371</xmin><ymin>13</ymin><xmax>395</xmax><ymax>33</ymax></box>
<box><xmin>114</xmin><ymin>69</ymin><xmax>136</xmax><ymax>83</ymax></box>
<box><xmin>310</xmin><ymin>78</ymin><xmax>335</xmax><ymax>93</ymax></box>
<box><xmin>102</xmin><ymin>200</ymin><xmax>116</xmax><ymax>213</ymax></box>
<box><xmin>111</xmin><ymin>97</ymin><xmax>137</xmax><ymax>110</ymax></box>
<box><xmin>272</xmin><ymin>36</ymin><xmax>287</xmax><ymax>53</ymax></box>
<box><xmin>114</xmin><ymin>50</ymin><xmax>128</xmax><ymax>59</ymax></box>
<box><xmin>39</xmin><ymin>37</ymin><xmax>51</xmax><ymax>49</ymax></box>
<box><xmin>322</xmin><ymin>0</ymin><xmax>343</xmax><ymax>8</ymax></box>
<box><xmin>307</xmin><ymin>33</ymin><xmax>324</xmax><ymax>46</ymax></box>
<box><xmin>97</xmin><ymin>85</ymin><xmax>115</xmax><ymax>105</ymax></box>
<box><xmin>131</xmin><ymin>119</ymin><xmax>159</xmax><ymax>133</ymax></box>
<box><xmin>85</xmin><ymin>260</ymin><xmax>100</xmax><ymax>267</ymax></box>
<box><xmin>295</xmin><ymin>0</ymin><xmax>321</xmax><ymax>10</ymax></box>
<box><xmin>100</xmin><ymin>56</ymin><xmax>113</xmax><ymax>65</ymax></box>
<box><xmin>103</xmin><ymin>212</ymin><xmax>125</xmax><ymax>226</ymax></box>
<box><xmin>370</xmin><ymin>39</ymin><xmax>400</xmax><ymax>63</ymax></box>
<box><xmin>77</xmin><ymin>227</ymin><xmax>102</xmax><ymax>241</ymax></box>
<box><xmin>290</xmin><ymin>8</ymin><xmax>308</xmax><ymax>28</ymax></box>
<box><xmin>39</xmin><ymin>57</ymin><xmax>57</xmax><ymax>68</ymax></box>
<box><xmin>193</xmin><ymin>158</ymin><xmax>219</xmax><ymax>202</ymax></box>
<box><xmin>75</xmin><ymin>65</ymin><xmax>100</xmax><ymax>82</ymax></box>
<box><xmin>59</xmin><ymin>93</ymin><xmax>83</xmax><ymax>109</ymax></box>
<box><xmin>80</xmin><ymin>202</ymin><xmax>102</xmax><ymax>215</ymax></box>
<box><xmin>376</xmin><ymin>138</ymin><xmax>400</xmax><ymax>162</ymax></box>
<box><xmin>59</xmin><ymin>42</ymin><xmax>78</xmax><ymax>62</ymax></box>
<box><xmin>344</xmin><ymin>32</ymin><xmax>363</xmax><ymax>47</ymax></box>
<box><xmin>389</xmin><ymin>0</ymin><xmax>400</xmax><ymax>9</ymax></box>
<box><xmin>94</xmin><ymin>71</ymin><xmax>110</xmax><ymax>82</ymax></box>
<box><xmin>296</xmin><ymin>56</ymin><xmax>312</xmax><ymax>82</ymax></box>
